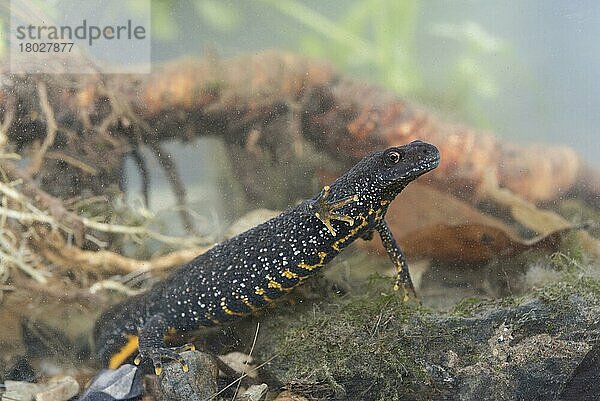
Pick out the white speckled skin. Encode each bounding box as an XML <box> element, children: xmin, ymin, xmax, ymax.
<box><xmin>94</xmin><ymin>140</ymin><xmax>440</xmax><ymax>367</ymax></box>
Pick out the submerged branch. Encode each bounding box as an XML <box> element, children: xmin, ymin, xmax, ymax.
<box><xmin>0</xmin><ymin>50</ymin><xmax>597</xmax><ymax>298</ymax></box>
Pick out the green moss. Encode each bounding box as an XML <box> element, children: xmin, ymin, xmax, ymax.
<box><xmin>450</xmin><ymin>294</ymin><xmax>524</xmax><ymax>318</ymax></box>
<box><xmin>549</xmin><ymin>251</ymin><xmax>584</xmax><ymax>274</ymax></box>
<box><xmin>258</xmin><ymin>286</ymin><xmax>456</xmax><ymax>400</ymax></box>
<box><xmin>450</xmin><ymin>297</ymin><xmax>486</xmax><ymax>317</ymax></box>
<box><xmin>578</xmin><ymin>276</ymin><xmax>600</xmax><ymax>295</ymax></box>
<box><xmin>534</xmin><ymin>276</ymin><xmax>600</xmax><ymax>306</ymax></box>
<box><xmin>534</xmin><ymin>281</ymin><xmax>573</xmax><ymax>305</ymax></box>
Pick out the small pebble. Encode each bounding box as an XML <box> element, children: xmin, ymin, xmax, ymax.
<box><xmin>2</xmin><ymin>377</ymin><xmax>80</xmax><ymax>401</ymax></box>
<box><xmin>35</xmin><ymin>376</ymin><xmax>80</xmax><ymax>401</ymax></box>
<box><xmin>3</xmin><ymin>381</ymin><xmax>44</xmax><ymax>401</ymax></box>
<box><xmin>235</xmin><ymin>383</ymin><xmax>268</xmax><ymax>401</ymax></box>
<box><xmin>5</xmin><ymin>357</ymin><xmax>36</xmax><ymax>382</ymax></box>
<box><xmin>273</xmin><ymin>391</ymin><xmax>309</xmax><ymax>401</ymax></box>
<box><xmin>218</xmin><ymin>352</ymin><xmax>258</xmax><ymax>379</ymax></box>
<box><xmin>77</xmin><ymin>364</ymin><xmax>143</xmax><ymax>401</ymax></box>
<box><xmin>148</xmin><ymin>350</ymin><xmax>218</xmax><ymax>401</ymax></box>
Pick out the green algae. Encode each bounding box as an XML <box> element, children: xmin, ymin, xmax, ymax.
<box><xmin>255</xmin><ymin>262</ymin><xmax>600</xmax><ymax>400</ymax></box>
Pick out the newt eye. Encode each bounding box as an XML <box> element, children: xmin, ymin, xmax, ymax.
<box><xmin>384</xmin><ymin>150</ymin><xmax>402</xmax><ymax>166</ymax></box>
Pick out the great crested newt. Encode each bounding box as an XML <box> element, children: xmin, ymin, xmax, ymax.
<box><xmin>94</xmin><ymin>140</ymin><xmax>440</xmax><ymax>374</ymax></box>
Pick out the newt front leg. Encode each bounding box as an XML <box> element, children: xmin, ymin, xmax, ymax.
<box><xmin>311</xmin><ymin>185</ymin><xmax>358</xmax><ymax>236</ymax></box>
<box><xmin>376</xmin><ymin>220</ymin><xmax>418</xmax><ymax>302</ymax></box>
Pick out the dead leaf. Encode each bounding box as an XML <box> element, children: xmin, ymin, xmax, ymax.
<box><xmin>400</xmin><ymin>224</ymin><xmax>576</xmax><ymax>264</ymax></box>
<box><xmin>364</xmin><ymin>183</ymin><xmax>583</xmax><ymax>264</ymax></box>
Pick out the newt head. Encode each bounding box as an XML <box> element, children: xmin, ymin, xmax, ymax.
<box><xmin>327</xmin><ymin>140</ymin><xmax>440</xmax><ymax>205</ymax></box>
<box><xmin>379</xmin><ymin>140</ymin><xmax>440</xmax><ymax>186</ymax></box>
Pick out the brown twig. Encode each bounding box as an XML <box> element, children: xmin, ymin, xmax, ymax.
<box><xmin>1</xmin><ymin>159</ymin><xmax>208</xmax><ymax>250</ymax></box>
<box><xmin>45</xmin><ymin>151</ymin><xmax>98</xmax><ymax>175</ymax></box>
<box><xmin>25</xmin><ymin>81</ymin><xmax>58</xmax><ymax>177</ymax></box>
<box><xmin>130</xmin><ymin>147</ymin><xmax>150</xmax><ymax>206</ymax></box>
<box><xmin>39</xmin><ymin>232</ymin><xmax>212</xmax><ymax>274</ymax></box>
<box><xmin>0</xmin><ymin>95</ymin><xmax>15</xmax><ymax>150</ymax></box>
<box><xmin>0</xmin><ymin>198</ymin><xmax>207</xmax><ymax>248</ymax></box>
<box><xmin>0</xmin><ymin>159</ymin><xmax>86</xmax><ymax>244</ymax></box>
<box><xmin>0</xmin><ymin>242</ymin><xmax>47</xmax><ymax>283</ymax></box>
<box><xmin>148</xmin><ymin>142</ymin><xmax>196</xmax><ymax>235</ymax></box>
<box><xmin>1</xmin><ymin>52</ymin><xmax>597</xmax><ymax>206</ymax></box>
<box><xmin>17</xmin><ymin>278</ymin><xmax>105</xmax><ymax>304</ymax></box>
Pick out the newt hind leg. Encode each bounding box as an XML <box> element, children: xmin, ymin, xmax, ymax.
<box><xmin>134</xmin><ymin>313</ymin><xmax>195</xmax><ymax>375</ymax></box>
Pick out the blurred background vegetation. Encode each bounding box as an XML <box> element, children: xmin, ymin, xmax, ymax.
<box><xmin>144</xmin><ymin>0</ymin><xmax>600</xmax><ymax>166</ymax></box>
<box><xmin>3</xmin><ymin>0</ymin><xmax>599</xmax><ymax>162</ymax></box>
<box><xmin>150</xmin><ymin>0</ymin><xmax>514</xmax><ymax>130</ymax></box>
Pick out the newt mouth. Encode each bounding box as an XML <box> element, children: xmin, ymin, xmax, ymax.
<box><xmin>419</xmin><ymin>153</ymin><xmax>440</xmax><ymax>173</ymax></box>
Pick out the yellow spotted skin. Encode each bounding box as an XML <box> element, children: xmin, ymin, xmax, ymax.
<box><xmin>93</xmin><ymin>141</ymin><xmax>440</xmax><ymax>370</ymax></box>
